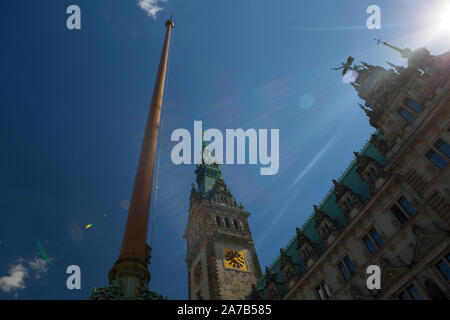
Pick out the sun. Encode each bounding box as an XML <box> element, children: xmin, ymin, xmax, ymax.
<box><xmin>437</xmin><ymin>4</ymin><xmax>450</xmax><ymax>33</ymax></box>
<box><xmin>420</xmin><ymin>1</ymin><xmax>450</xmax><ymax>45</ymax></box>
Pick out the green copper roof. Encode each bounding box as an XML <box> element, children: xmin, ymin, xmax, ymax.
<box><xmin>195</xmin><ymin>162</ymin><xmax>222</xmax><ymax>197</ymax></box>
<box><xmin>195</xmin><ymin>134</ymin><xmax>223</xmax><ymax>198</ymax></box>
<box><xmin>254</xmin><ymin>133</ymin><xmax>389</xmax><ymax>298</ymax></box>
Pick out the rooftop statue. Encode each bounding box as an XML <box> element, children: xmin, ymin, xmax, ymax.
<box><xmin>330</xmin><ymin>56</ymin><xmax>364</xmax><ymax>75</ymax></box>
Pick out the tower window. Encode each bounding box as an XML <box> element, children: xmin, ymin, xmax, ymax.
<box><xmin>338</xmin><ymin>256</ymin><xmax>356</xmax><ymax>281</ymax></box>
<box><xmin>427</xmin><ymin>150</ymin><xmax>448</xmax><ymax>169</ymax></box>
<box><xmin>426</xmin><ymin>139</ymin><xmax>449</xmax><ymax>170</ymax></box>
<box><xmin>322</xmin><ymin>222</ymin><xmax>331</xmax><ymax>238</ymax></box>
<box><xmin>315</xmin><ymin>280</ymin><xmax>331</xmax><ymax>300</ymax></box>
<box><xmin>435</xmin><ymin>253</ymin><xmax>450</xmax><ymax>281</ymax></box>
<box><xmin>367</xmin><ymin>167</ymin><xmax>378</xmax><ymax>183</ymax></box>
<box><xmin>398</xmin><ymin>196</ymin><xmax>416</xmax><ymax>215</ymax></box>
<box><xmin>363</xmin><ymin>227</ymin><xmax>384</xmax><ymax>254</ymax></box>
<box><xmin>363</xmin><ymin>235</ymin><xmax>377</xmax><ymax>255</ymax></box>
<box><xmin>369</xmin><ymin>228</ymin><xmax>384</xmax><ymax>247</ymax></box>
<box><xmin>233</xmin><ymin>219</ymin><xmax>239</xmax><ymax>230</ymax></box>
<box><xmin>405</xmin><ymin>98</ymin><xmax>423</xmax><ymax>113</ymax></box>
<box><xmin>436</xmin><ymin>139</ymin><xmax>450</xmax><ymax>158</ymax></box>
<box><xmin>398</xmin><ymin>107</ymin><xmax>415</xmax><ymax>123</ymax></box>
<box><xmin>224</xmin><ymin>217</ymin><xmax>231</xmax><ymax>228</ymax></box>
<box><xmin>390</xmin><ymin>204</ymin><xmax>408</xmax><ymax>224</ymax></box>
<box><xmin>390</xmin><ymin>195</ymin><xmax>416</xmax><ymax>224</ymax></box>
<box><xmin>215</xmin><ymin>216</ymin><xmax>222</xmax><ymax>226</ymax></box>
<box><xmin>304</xmin><ymin>245</ymin><xmax>312</xmax><ymax>257</ymax></box>
<box><xmin>397</xmin><ymin>284</ymin><xmax>423</xmax><ymax>300</ymax></box>
<box><xmin>398</xmin><ymin>99</ymin><xmax>423</xmax><ymax>123</ymax></box>
<box><xmin>343</xmin><ymin>197</ymin><xmax>353</xmax><ymax>212</ymax></box>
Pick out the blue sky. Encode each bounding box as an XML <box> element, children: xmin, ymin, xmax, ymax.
<box><xmin>0</xmin><ymin>0</ymin><xmax>449</xmax><ymax>299</ymax></box>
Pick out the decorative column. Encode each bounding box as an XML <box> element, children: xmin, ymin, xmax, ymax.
<box><xmin>105</xmin><ymin>18</ymin><xmax>174</xmax><ymax>299</ymax></box>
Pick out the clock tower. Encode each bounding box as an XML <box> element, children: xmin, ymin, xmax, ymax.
<box><xmin>184</xmin><ymin>147</ymin><xmax>262</xmax><ymax>300</ymax></box>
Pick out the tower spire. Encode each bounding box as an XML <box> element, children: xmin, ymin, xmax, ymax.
<box><xmin>101</xmin><ymin>18</ymin><xmax>174</xmax><ymax>299</ymax></box>
<box><xmin>374</xmin><ymin>38</ymin><xmax>412</xmax><ymax>59</ymax></box>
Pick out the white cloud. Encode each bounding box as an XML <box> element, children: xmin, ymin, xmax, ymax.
<box><xmin>28</xmin><ymin>257</ymin><xmax>49</xmax><ymax>279</ymax></box>
<box><xmin>0</xmin><ymin>263</ymin><xmax>28</xmax><ymax>293</ymax></box>
<box><xmin>138</xmin><ymin>0</ymin><xmax>167</xmax><ymax>19</ymax></box>
<box><xmin>0</xmin><ymin>256</ymin><xmax>51</xmax><ymax>294</ymax></box>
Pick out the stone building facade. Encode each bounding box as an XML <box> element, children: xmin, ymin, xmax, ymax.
<box><xmin>249</xmin><ymin>43</ymin><xmax>450</xmax><ymax>300</ymax></box>
<box><xmin>184</xmin><ymin>151</ymin><xmax>262</xmax><ymax>300</ymax></box>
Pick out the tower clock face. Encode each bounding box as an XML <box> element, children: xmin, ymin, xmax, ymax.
<box><xmin>223</xmin><ymin>248</ymin><xmax>248</xmax><ymax>271</ymax></box>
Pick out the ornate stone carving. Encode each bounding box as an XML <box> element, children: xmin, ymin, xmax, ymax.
<box><xmin>359</xmin><ymin>103</ymin><xmax>382</xmax><ymax>129</ymax></box>
<box><xmin>332</xmin><ymin>179</ymin><xmax>351</xmax><ymax>202</ymax></box>
<box><xmin>145</xmin><ymin>244</ymin><xmax>152</xmax><ymax>265</ymax></box>
<box><xmin>370</xmin><ymin>134</ymin><xmax>389</xmax><ymax>155</ymax></box>
<box><xmin>205</xmin><ymin>239</ymin><xmax>221</xmax><ymax>299</ymax></box>
<box><xmin>90</xmin><ymin>279</ymin><xmax>165</xmax><ymax>300</ymax></box>
<box><xmin>332</xmin><ymin>179</ymin><xmax>363</xmax><ymax>222</ymax></box>
<box><xmin>190</xmin><ymin>183</ymin><xmax>200</xmax><ymax>204</ymax></box>
<box><xmin>313</xmin><ymin>205</ymin><xmax>339</xmax><ymax>245</ymax></box>
<box><xmin>136</xmin><ymin>283</ymin><xmax>166</xmax><ymax>300</ymax></box>
<box><xmin>279</xmin><ymin>248</ymin><xmax>298</xmax><ymax>283</ymax></box>
<box><xmin>351</xmin><ymin>61</ymin><xmax>400</xmax><ymax>129</ymax></box>
<box><xmin>247</xmin><ymin>284</ymin><xmax>266</xmax><ymax>300</ymax></box>
<box><xmin>354</xmin><ymin>152</ymin><xmax>383</xmax><ymax>194</ymax></box>
<box><xmin>194</xmin><ymin>259</ymin><xmax>203</xmax><ymax>287</ymax></box>
<box><xmin>209</xmin><ymin>178</ymin><xmax>238</xmax><ymax>208</ymax></box>
<box><xmin>376</xmin><ymin>256</ymin><xmax>409</xmax><ymax>295</ymax></box>
<box><xmin>279</xmin><ymin>248</ymin><xmax>292</xmax><ymax>268</ymax></box>
<box><xmin>409</xmin><ymin>225</ymin><xmax>450</xmax><ymax>267</ymax></box>
<box><xmin>90</xmin><ymin>279</ymin><xmax>124</xmax><ymax>300</ymax></box>
<box><xmin>265</xmin><ymin>266</ymin><xmax>277</xmax><ymax>284</ymax></box>
<box><xmin>296</xmin><ymin>227</ymin><xmax>319</xmax><ymax>265</ymax></box>
<box><xmin>264</xmin><ymin>266</ymin><xmax>281</xmax><ymax>299</ymax></box>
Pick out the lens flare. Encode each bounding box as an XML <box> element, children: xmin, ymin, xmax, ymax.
<box><xmin>85</xmin><ymin>224</ymin><xmax>93</xmax><ymax>229</ymax></box>
<box><xmin>120</xmin><ymin>200</ymin><xmax>130</xmax><ymax>211</ymax></box>
<box><xmin>342</xmin><ymin>70</ymin><xmax>359</xmax><ymax>84</ymax></box>
<box><xmin>36</xmin><ymin>237</ymin><xmax>52</xmax><ymax>266</ymax></box>
<box><xmin>298</xmin><ymin>94</ymin><xmax>315</xmax><ymax>110</ymax></box>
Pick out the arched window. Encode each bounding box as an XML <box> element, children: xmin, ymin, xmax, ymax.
<box><xmin>405</xmin><ymin>98</ymin><xmax>423</xmax><ymax>113</ymax></box>
<box><xmin>224</xmin><ymin>217</ymin><xmax>231</xmax><ymax>228</ymax></box>
<box><xmin>426</xmin><ymin>139</ymin><xmax>449</xmax><ymax>170</ymax></box>
<box><xmin>321</xmin><ymin>222</ymin><xmax>332</xmax><ymax>239</ymax></box>
<box><xmin>343</xmin><ymin>197</ymin><xmax>353</xmax><ymax>212</ymax></box>
<box><xmin>398</xmin><ymin>107</ymin><xmax>415</xmax><ymax>123</ymax></box>
<box><xmin>367</xmin><ymin>167</ymin><xmax>378</xmax><ymax>182</ymax></box>
<box><xmin>215</xmin><ymin>216</ymin><xmax>221</xmax><ymax>226</ymax></box>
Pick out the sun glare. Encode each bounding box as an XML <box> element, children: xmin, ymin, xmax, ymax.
<box><xmin>418</xmin><ymin>2</ymin><xmax>450</xmax><ymax>46</ymax></box>
<box><xmin>434</xmin><ymin>2</ymin><xmax>450</xmax><ymax>34</ymax></box>
<box><xmin>438</xmin><ymin>4</ymin><xmax>450</xmax><ymax>33</ymax></box>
